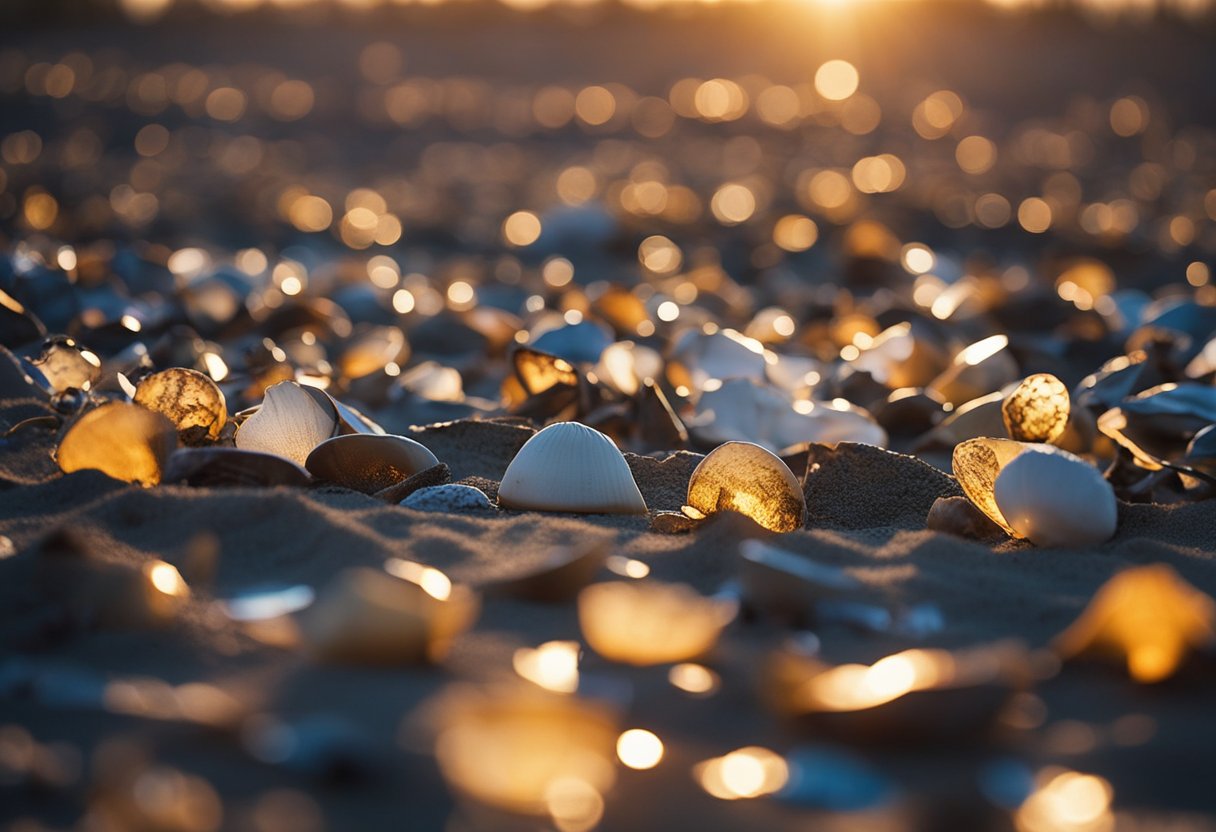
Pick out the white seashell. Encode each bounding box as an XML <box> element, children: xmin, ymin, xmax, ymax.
<box><xmin>686</xmin><ymin>441</ymin><xmax>806</xmax><ymax>533</ymax></box>
<box><xmin>497</xmin><ymin>421</ymin><xmax>647</xmax><ymax>514</ymax></box>
<box><xmin>668</xmin><ymin>328</ymin><xmax>768</xmax><ymax>394</ymax></box>
<box><xmin>401</xmin><ymin>484</ymin><xmax>493</xmax><ymax>513</ymax></box>
<box><xmin>305</xmin><ymin>433</ymin><xmax>439</xmax><ymax>494</ymax></box>
<box><xmin>691</xmin><ymin>378</ymin><xmax>886</xmax><ymax>454</ymax></box>
<box><xmin>235</xmin><ymin>381</ymin><xmax>337</xmax><ymax>466</ymax></box>
<box><xmin>993</xmin><ymin>446</ymin><xmax>1117</xmax><ymax>547</ymax></box>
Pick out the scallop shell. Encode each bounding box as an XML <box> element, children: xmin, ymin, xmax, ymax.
<box><xmin>1001</xmin><ymin>373</ymin><xmax>1069</xmax><ymax>444</ymax></box>
<box><xmin>57</xmin><ymin>402</ymin><xmax>178</xmax><ymax>485</ymax></box>
<box><xmin>953</xmin><ymin>438</ymin><xmax>1117</xmax><ymax>546</ymax></box>
<box><xmin>305</xmin><ymin>434</ymin><xmax>439</xmax><ymax>494</ymax></box>
<box><xmin>578</xmin><ymin>580</ymin><xmax>736</xmax><ymax>666</ymax></box>
<box><xmin>299</xmin><ymin>566</ymin><xmax>479</xmax><ymax>665</ymax></box>
<box><xmin>133</xmin><ymin>367</ymin><xmax>228</xmax><ymax>446</ymax></box>
<box><xmin>993</xmin><ymin>446</ymin><xmax>1118</xmax><ymax>547</ymax></box>
<box><xmin>497</xmin><ymin>421</ymin><xmax>647</xmax><ymax>514</ymax></box>
<box><xmin>235</xmin><ymin>381</ymin><xmax>337</xmax><ymax>466</ymax></box>
<box><xmin>686</xmin><ymin>441</ymin><xmax>806</xmax><ymax>533</ymax></box>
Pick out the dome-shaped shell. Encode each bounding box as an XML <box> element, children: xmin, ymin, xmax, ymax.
<box><xmin>497</xmin><ymin>422</ymin><xmax>647</xmax><ymax>515</ymax></box>
<box><xmin>993</xmin><ymin>446</ymin><xmax>1117</xmax><ymax>547</ymax></box>
<box><xmin>305</xmin><ymin>434</ymin><xmax>439</xmax><ymax>494</ymax></box>
<box><xmin>686</xmin><ymin>441</ymin><xmax>806</xmax><ymax>533</ymax></box>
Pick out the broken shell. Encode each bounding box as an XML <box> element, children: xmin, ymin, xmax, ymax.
<box><xmin>850</xmin><ymin>322</ymin><xmax>948</xmax><ymax>389</ymax></box>
<box><xmin>1001</xmin><ymin>373</ymin><xmax>1069</xmax><ymax>444</ymax></box>
<box><xmin>916</xmin><ymin>391</ymin><xmax>1005</xmax><ymax>449</ymax></box>
<box><xmin>57</xmin><ymin>402</ymin><xmax>177</xmax><ymax>485</ymax></box>
<box><xmin>498</xmin><ymin>421</ymin><xmax>647</xmax><ymax>515</ymax></box>
<box><xmin>299</xmin><ymin>566</ymin><xmax>478</xmax><ymax>665</ymax></box>
<box><xmin>401</xmin><ymin>484</ymin><xmax>493</xmax><ymax>512</ymax></box>
<box><xmin>133</xmin><ymin>367</ymin><xmax>227</xmax><ymax>446</ymax></box>
<box><xmin>305</xmin><ymin>434</ymin><xmax>439</xmax><ymax>494</ymax></box>
<box><xmin>162</xmin><ymin>447</ymin><xmax>312</xmax><ymax>488</ymax></box>
<box><xmin>668</xmin><ymin>328</ymin><xmax>768</xmax><ymax>394</ymax></box>
<box><xmin>993</xmin><ymin>447</ymin><xmax>1118</xmax><ymax>547</ymax></box>
<box><xmin>28</xmin><ymin>336</ymin><xmax>103</xmax><ymax>394</ymax></box>
<box><xmin>430</xmin><ymin>686</ymin><xmax>618</xmax><ymax>816</ymax></box>
<box><xmin>1054</xmin><ymin>564</ymin><xmax>1216</xmax><ymax>683</ymax></box>
<box><xmin>953</xmin><ymin>439</ymin><xmax>1117</xmax><ymax>546</ymax></box>
<box><xmin>235</xmin><ymin>381</ymin><xmax>337</xmax><ymax>466</ymax></box>
<box><xmin>578</xmin><ymin>580</ymin><xmax>736</xmax><ymax>665</ymax></box>
<box><xmin>686</xmin><ymin>441</ymin><xmax>806</xmax><ymax>533</ymax></box>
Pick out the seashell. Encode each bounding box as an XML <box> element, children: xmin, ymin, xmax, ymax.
<box><xmin>1074</xmin><ymin>351</ymin><xmax>1152</xmax><ymax>411</ymax></box>
<box><xmin>849</xmin><ymin>322</ymin><xmax>948</xmax><ymax>389</ymax></box>
<box><xmin>511</xmin><ymin>346</ymin><xmax>579</xmax><ymax>398</ymax></box>
<box><xmin>763</xmin><ymin>641</ymin><xmax>1028</xmax><ymax>743</ymax></box>
<box><xmin>401</xmin><ymin>484</ymin><xmax>494</xmax><ymax>513</ymax></box>
<box><xmin>429</xmin><ymin>685</ymin><xmax>618</xmax><ymax>816</ymax></box>
<box><xmin>57</xmin><ymin>402</ymin><xmax>177</xmax><ymax>485</ymax></box>
<box><xmin>235</xmin><ymin>381</ymin><xmax>337</xmax><ymax>466</ymax></box>
<box><xmin>667</xmin><ymin>328</ymin><xmax>768</xmax><ymax>395</ymax></box>
<box><xmin>686</xmin><ymin>441</ymin><xmax>806</xmax><ymax>533</ymax></box>
<box><xmin>162</xmin><ymin>447</ymin><xmax>312</xmax><ymax>488</ymax></box>
<box><xmin>1001</xmin><ymin>373</ymin><xmax>1069</xmax><ymax>444</ymax></box>
<box><xmin>484</xmin><ymin>538</ymin><xmax>611</xmax><ymax>602</ymax></box>
<box><xmin>579</xmin><ymin>580</ymin><xmax>736</xmax><ymax>666</ymax></box>
<box><xmin>591</xmin><ymin>285</ymin><xmax>649</xmax><ymax>335</ymax></box>
<box><xmin>953</xmin><ymin>439</ymin><xmax>1117</xmax><ymax>546</ymax></box>
<box><xmin>1053</xmin><ymin>564</ymin><xmax>1216</xmax><ymax>683</ymax></box>
<box><xmin>397</xmin><ymin>361</ymin><xmax>464</xmax><ymax>402</ymax></box>
<box><xmin>595</xmin><ymin>341</ymin><xmax>662</xmax><ymax>397</ymax></box>
<box><xmin>305</xmin><ymin>434</ymin><xmax>439</xmax><ymax>494</ymax></box>
<box><xmin>299</xmin><ymin>566</ymin><xmax>478</xmax><ymax>665</ymax></box>
<box><xmin>337</xmin><ymin>325</ymin><xmax>408</xmax><ymax>380</ymax></box>
<box><xmin>133</xmin><ymin>367</ymin><xmax>227</xmax><ymax>446</ymax></box>
<box><xmin>28</xmin><ymin>336</ymin><xmax>103</xmax><ymax>394</ymax></box>
<box><xmin>301</xmin><ymin>385</ymin><xmax>385</xmax><ymax>436</ymax></box>
<box><xmin>926</xmin><ymin>496</ymin><xmax>1005</xmax><ymax>541</ymax></box>
<box><xmin>498</xmin><ymin>421</ymin><xmax>647</xmax><ymax>515</ymax></box>
<box><xmin>927</xmin><ymin>335</ymin><xmax>1018</xmax><ymax>407</ymax></box>
<box><xmin>691</xmin><ymin>378</ymin><xmax>886</xmax><ymax>454</ymax></box>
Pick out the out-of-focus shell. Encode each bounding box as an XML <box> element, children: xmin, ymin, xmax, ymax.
<box><xmin>29</xmin><ymin>336</ymin><xmax>103</xmax><ymax>394</ymax></box>
<box><xmin>993</xmin><ymin>446</ymin><xmax>1118</xmax><ymax>547</ymax></box>
<box><xmin>686</xmin><ymin>441</ymin><xmax>806</xmax><ymax>533</ymax></box>
<box><xmin>57</xmin><ymin>402</ymin><xmax>177</xmax><ymax>485</ymax></box>
<box><xmin>133</xmin><ymin>367</ymin><xmax>227</xmax><ymax>445</ymax></box>
<box><xmin>668</xmin><ymin>328</ymin><xmax>768</xmax><ymax>394</ymax></box>
<box><xmin>850</xmin><ymin>322</ymin><xmax>948</xmax><ymax>389</ymax></box>
<box><xmin>927</xmin><ymin>335</ymin><xmax>1018</xmax><ymax>407</ymax></box>
<box><xmin>578</xmin><ymin>580</ymin><xmax>736</xmax><ymax>665</ymax></box>
<box><xmin>337</xmin><ymin>325</ymin><xmax>408</xmax><ymax>380</ymax></box>
<box><xmin>498</xmin><ymin>422</ymin><xmax>647</xmax><ymax>515</ymax></box>
<box><xmin>429</xmin><ymin>685</ymin><xmax>618</xmax><ymax>816</ymax></box>
<box><xmin>299</xmin><ymin>566</ymin><xmax>478</xmax><ymax>665</ymax></box>
<box><xmin>1001</xmin><ymin>373</ymin><xmax>1069</xmax><ymax>444</ymax></box>
<box><xmin>235</xmin><ymin>381</ymin><xmax>336</xmax><ymax>466</ymax></box>
<box><xmin>305</xmin><ymin>434</ymin><xmax>439</xmax><ymax>494</ymax></box>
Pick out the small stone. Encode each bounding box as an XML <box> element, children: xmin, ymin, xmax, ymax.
<box><xmin>926</xmin><ymin>496</ymin><xmax>1005</xmax><ymax>541</ymax></box>
<box><xmin>401</xmin><ymin>483</ymin><xmax>493</xmax><ymax>513</ymax></box>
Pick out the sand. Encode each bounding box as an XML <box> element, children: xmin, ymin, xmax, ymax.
<box><xmin>2</xmin><ymin>413</ymin><xmax>1216</xmax><ymax>831</ymax></box>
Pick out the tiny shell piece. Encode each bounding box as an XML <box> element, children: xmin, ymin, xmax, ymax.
<box><xmin>498</xmin><ymin>421</ymin><xmax>648</xmax><ymax>514</ymax></box>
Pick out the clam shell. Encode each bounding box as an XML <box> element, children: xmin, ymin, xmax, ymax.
<box><xmin>951</xmin><ymin>437</ymin><xmax>1030</xmax><ymax>536</ymax></box>
<box><xmin>578</xmin><ymin>580</ymin><xmax>736</xmax><ymax>666</ymax></box>
<box><xmin>305</xmin><ymin>434</ymin><xmax>439</xmax><ymax>494</ymax></box>
<box><xmin>57</xmin><ymin>402</ymin><xmax>177</xmax><ymax>485</ymax></box>
<box><xmin>235</xmin><ymin>381</ymin><xmax>337</xmax><ymax>466</ymax></box>
<box><xmin>162</xmin><ymin>447</ymin><xmax>312</xmax><ymax>488</ymax></box>
<box><xmin>300</xmin><ymin>566</ymin><xmax>479</xmax><ymax>665</ymax></box>
<box><xmin>497</xmin><ymin>421</ymin><xmax>647</xmax><ymax>514</ymax></box>
<box><xmin>993</xmin><ymin>446</ymin><xmax>1118</xmax><ymax>547</ymax></box>
<box><xmin>1001</xmin><ymin>373</ymin><xmax>1069</xmax><ymax>444</ymax></box>
<box><xmin>430</xmin><ymin>686</ymin><xmax>618</xmax><ymax>816</ymax></box>
<box><xmin>133</xmin><ymin>367</ymin><xmax>227</xmax><ymax>445</ymax></box>
<box><xmin>686</xmin><ymin>441</ymin><xmax>806</xmax><ymax>533</ymax></box>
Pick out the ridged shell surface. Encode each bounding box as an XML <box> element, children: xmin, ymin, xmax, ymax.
<box><xmin>235</xmin><ymin>381</ymin><xmax>336</xmax><ymax>466</ymax></box>
<box><xmin>993</xmin><ymin>446</ymin><xmax>1117</xmax><ymax>547</ymax></box>
<box><xmin>497</xmin><ymin>421</ymin><xmax>647</xmax><ymax>514</ymax></box>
